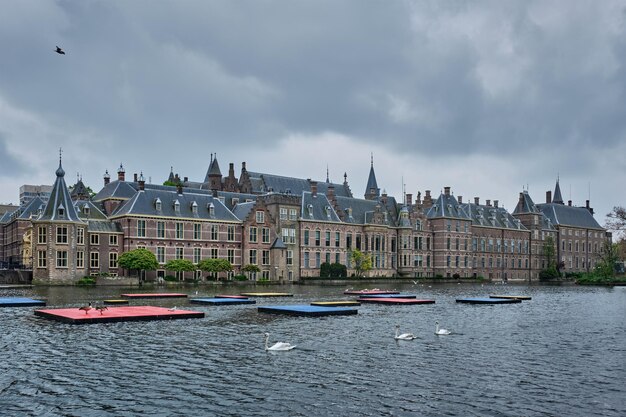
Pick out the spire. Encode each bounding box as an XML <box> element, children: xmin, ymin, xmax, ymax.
<box><xmin>326</xmin><ymin>165</ymin><xmax>330</xmax><ymax>183</ymax></box>
<box><xmin>364</xmin><ymin>154</ymin><xmax>379</xmax><ymax>200</ymax></box>
<box><xmin>39</xmin><ymin>157</ymin><xmax>82</xmax><ymax>222</ymax></box>
<box><xmin>553</xmin><ymin>177</ymin><xmax>564</xmax><ymax>204</ymax></box>
<box><xmin>205</xmin><ymin>153</ymin><xmax>222</xmax><ymax>183</ymax></box>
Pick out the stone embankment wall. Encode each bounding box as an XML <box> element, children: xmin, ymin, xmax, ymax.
<box><xmin>0</xmin><ymin>270</ymin><xmax>33</xmax><ymax>285</ymax></box>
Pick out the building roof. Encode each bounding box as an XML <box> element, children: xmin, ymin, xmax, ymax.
<box><xmin>426</xmin><ymin>192</ymin><xmax>470</xmax><ymax>220</ymax></box>
<box><xmin>513</xmin><ymin>191</ymin><xmax>540</xmax><ymax>214</ymax></box>
<box><xmin>93</xmin><ymin>180</ymin><xmax>138</xmax><ymax>201</ymax></box>
<box><xmin>365</xmin><ymin>163</ymin><xmax>379</xmax><ymax>198</ymax></box>
<box><xmin>204</xmin><ymin>155</ymin><xmax>222</xmax><ymax>182</ymax></box>
<box><xmin>301</xmin><ymin>192</ymin><xmax>341</xmax><ymax>223</ymax></box>
<box><xmin>462</xmin><ymin>203</ymin><xmax>528</xmax><ymax>230</ymax></box>
<box><xmin>552</xmin><ymin>180</ymin><xmax>564</xmax><ymax>204</ymax></box>
<box><xmin>38</xmin><ymin>160</ymin><xmax>83</xmax><ymax>223</ymax></box>
<box><xmin>17</xmin><ymin>197</ymin><xmax>45</xmax><ymax>220</ymax></box>
<box><xmin>245</xmin><ymin>171</ymin><xmax>352</xmax><ymax>198</ymax></box>
<box><xmin>537</xmin><ymin>203</ymin><xmax>603</xmax><ymax>229</ymax></box>
<box><xmin>232</xmin><ymin>201</ymin><xmax>255</xmax><ymax>221</ymax></box>
<box><xmin>334</xmin><ymin>195</ymin><xmax>395</xmax><ymax>226</ymax></box>
<box><xmin>75</xmin><ymin>200</ymin><xmax>109</xmax><ymax>221</ymax></box>
<box><xmin>87</xmin><ymin>220</ymin><xmax>123</xmax><ymax>233</ymax></box>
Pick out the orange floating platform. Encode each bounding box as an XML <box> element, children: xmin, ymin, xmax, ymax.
<box><xmin>120</xmin><ymin>293</ymin><xmax>188</xmax><ymax>299</ymax></box>
<box><xmin>358</xmin><ymin>297</ymin><xmax>435</xmax><ymax>305</ymax></box>
<box><xmin>34</xmin><ymin>306</ymin><xmax>204</xmax><ymax>324</ymax></box>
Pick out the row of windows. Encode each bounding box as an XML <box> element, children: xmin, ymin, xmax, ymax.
<box><xmin>37</xmin><ymin>250</ymin><xmax>117</xmax><ymax>269</ymax></box>
<box><xmin>248</xmin><ymin>249</ymin><xmax>273</xmax><ymax>265</ymax></box>
<box><xmin>154</xmin><ymin>247</ymin><xmax>236</xmax><ymax>264</ymax></box>
<box><xmin>248</xmin><ymin>227</ymin><xmax>271</xmax><ymax>243</ymax></box>
<box><xmin>561</xmin><ymin>240</ymin><xmax>599</xmax><ymax>253</ymax></box>
<box><xmin>37</xmin><ymin>227</ymin><xmax>119</xmax><ymax>246</ymax></box>
<box><xmin>472</xmin><ymin>238</ymin><xmax>529</xmax><ymax>254</ymax></box>
<box><xmin>279</xmin><ymin>208</ymin><xmax>298</xmax><ymax>221</ymax></box>
<box><xmin>136</xmin><ymin>220</ymin><xmax>237</xmax><ymax>241</ymax></box>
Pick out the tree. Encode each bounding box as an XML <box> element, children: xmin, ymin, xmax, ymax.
<box><xmin>595</xmin><ymin>241</ymin><xmax>619</xmax><ymax>278</ymax></box>
<box><xmin>350</xmin><ymin>249</ymin><xmax>372</xmax><ymax>278</ymax></box>
<box><xmin>319</xmin><ymin>262</ymin><xmax>332</xmax><ymax>278</ymax></box>
<box><xmin>330</xmin><ymin>262</ymin><xmax>347</xmax><ymax>278</ymax></box>
<box><xmin>241</xmin><ymin>264</ymin><xmax>260</xmax><ymax>279</ymax></box>
<box><xmin>198</xmin><ymin>258</ymin><xmax>233</xmax><ymax>280</ymax></box>
<box><xmin>164</xmin><ymin>259</ymin><xmax>196</xmax><ymax>281</ymax></box>
<box><xmin>605</xmin><ymin>206</ymin><xmax>626</xmax><ymax>236</ymax></box>
<box><xmin>118</xmin><ymin>248</ymin><xmax>159</xmax><ymax>282</ymax></box>
<box><xmin>539</xmin><ymin>236</ymin><xmax>559</xmax><ymax>280</ymax></box>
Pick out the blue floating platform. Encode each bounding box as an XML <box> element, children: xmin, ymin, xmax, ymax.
<box><xmin>456</xmin><ymin>297</ymin><xmax>522</xmax><ymax>304</ymax></box>
<box><xmin>190</xmin><ymin>297</ymin><xmax>256</xmax><ymax>305</ymax></box>
<box><xmin>358</xmin><ymin>293</ymin><xmax>417</xmax><ymax>299</ymax></box>
<box><xmin>0</xmin><ymin>297</ymin><xmax>46</xmax><ymax>307</ymax></box>
<box><xmin>258</xmin><ymin>304</ymin><xmax>358</xmax><ymax>317</ymax></box>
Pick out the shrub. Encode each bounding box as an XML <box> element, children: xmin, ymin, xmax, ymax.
<box><xmin>234</xmin><ymin>274</ymin><xmax>248</xmax><ymax>281</ymax></box>
<box><xmin>539</xmin><ymin>267</ymin><xmax>560</xmax><ymax>281</ymax></box>
<box><xmin>452</xmin><ymin>273</ymin><xmax>461</xmax><ymax>279</ymax></box>
<box><xmin>330</xmin><ymin>263</ymin><xmax>347</xmax><ymax>278</ymax></box>
<box><xmin>163</xmin><ymin>275</ymin><xmax>178</xmax><ymax>282</ymax></box>
<box><xmin>76</xmin><ymin>276</ymin><xmax>96</xmax><ymax>286</ymax></box>
<box><xmin>257</xmin><ymin>279</ymin><xmax>270</xmax><ymax>284</ymax></box>
<box><xmin>319</xmin><ymin>262</ymin><xmax>332</xmax><ymax>278</ymax></box>
<box><xmin>435</xmin><ymin>274</ymin><xmax>444</xmax><ymax>279</ymax></box>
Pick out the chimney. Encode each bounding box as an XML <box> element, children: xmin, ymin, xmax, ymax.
<box><xmin>546</xmin><ymin>191</ymin><xmax>552</xmax><ymax>204</ymax></box>
<box><xmin>212</xmin><ymin>189</ymin><xmax>218</xmax><ymax>197</ymax></box>
<box><xmin>586</xmin><ymin>200</ymin><xmax>594</xmax><ymax>214</ymax></box>
<box><xmin>444</xmin><ymin>186</ymin><xmax>451</xmax><ymax>196</ymax></box>
<box><xmin>518</xmin><ymin>192</ymin><xmax>524</xmax><ymax>205</ymax></box>
<box><xmin>486</xmin><ymin>199</ymin><xmax>491</xmax><ymax>207</ymax></box>
<box><xmin>184</xmin><ymin>176</ymin><xmax>188</xmax><ymax>183</ymax></box>
<box><xmin>457</xmin><ymin>196</ymin><xmax>463</xmax><ymax>204</ymax></box>
<box><xmin>177</xmin><ymin>183</ymin><xmax>183</xmax><ymax>195</ymax></box>
<box><xmin>568</xmin><ymin>200</ymin><xmax>572</xmax><ymax>206</ymax></box>
<box><xmin>381</xmin><ymin>191</ymin><xmax>388</xmax><ymax>206</ymax></box>
<box><xmin>310</xmin><ymin>180</ymin><xmax>318</xmax><ymax>197</ymax></box>
<box><xmin>229</xmin><ymin>163</ymin><xmax>235</xmax><ymax>177</ymax></box>
<box><xmin>241</xmin><ymin>161</ymin><xmax>247</xmax><ymax>172</ymax></box>
<box><xmin>327</xmin><ymin>184</ymin><xmax>335</xmax><ymax>202</ymax></box>
<box><xmin>133</xmin><ymin>173</ymin><xmax>138</xmax><ymax>182</ymax></box>
<box><xmin>138</xmin><ymin>173</ymin><xmax>145</xmax><ymax>191</ymax></box>
<box><xmin>103</xmin><ymin>170</ymin><xmax>110</xmax><ymax>186</ymax></box>
<box><xmin>423</xmin><ymin>190</ymin><xmax>432</xmax><ymax>208</ymax></box>
<box><xmin>117</xmin><ymin>163</ymin><xmax>125</xmax><ymax>181</ymax></box>
<box><xmin>494</xmin><ymin>200</ymin><xmax>499</xmax><ymax>208</ymax></box>
<box><xmin>406</xmin><ymin>193</ymin><xmax>413</xmax><ymax>206</ymax></box>
<box><xmin>474</xmin><ymin>197</ymin><xmax>480</xmax><ymax>205</ymax></box>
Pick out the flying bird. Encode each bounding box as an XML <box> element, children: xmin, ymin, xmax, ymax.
<box><xmin>55</xmin><ymin>46</ymin><xmax>65</xmax><ymax>55</ymax></box>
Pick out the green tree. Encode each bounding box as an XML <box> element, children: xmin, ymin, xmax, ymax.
<box><xmin>118</xmin><ymin>248</ymin><xmax>159</xmax><ymax>283</ymax></box>
<box><xmin>330</xmin><ymin>262</ymin><xmax>347</xmax><ymax>278</ymax></box>
<box><xmin>241</xmin><ymin>264</ymin><xmax>261</xmax><ymax>279</ymax></box>
<box><xmin>350</xmin><ymin>249</ymin><xmax>372</xmax><ymax>278</ymax></box>
<box><xmin>319</xmin><ymin>262</ymin><xmax>332</xmax><ymax>278</ymax></box>
<box><xmin>198</xmin><ymin>258</ymin><xmax>233</xmax><ymax>280</ymax></box>
<box><xmin>595</xmin><ymin>241</ymin><xmax>619</xmax><ymax>278</ymax></box>
<box><xmin>605</xmin><ymin>206</ymin><xmax>626</xmax><ymax>235</ymax></box>
<box><xmin>539</xmin><ymin>236</ymin><xmax>559</xmax><ymax>280</ymax></box>
<box><xmin>164</xmin><ymin>259</ymin><xmax>195</xmax><ymax>281</ymax></box>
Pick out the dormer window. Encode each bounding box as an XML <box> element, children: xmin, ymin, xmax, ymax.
<box><xmin>82</xmin><ymin>205</ymin><xmax>90</xmax><ymax>215</ymax></box>
<box><xmin>191</xmin><ymin>201</ymin><xmax>198</xmax><ymax>215</ymax></box>
<box><xmin>174</xmin><ymin>199</ymin><xmax>180</xmax><ymax>213</ymax></box>
<box><xmin>58</xmin><ymin>204</ymin><xmax>65</xmax><ymax>219</ymax></box>
<box><xmin>155</xmin><ymin>198</ymin><xmax>162</xmax><ymax>211</ymax></box>
<box><xmin>383</xmin><ymin>212</ymin><xmax>388</xmax><ymax>222</ymax></box>
<box><xmin>415</xmin><ymin>220</ymin><xmax>422</xmax><ymax>231</ymax></box>
<box><xmin>325</xmin><ymin>205</ymin><xmax>332</xmax><ymax>219</ymax></box>
<box><xmin>208</xmin><ymin>203</ymin><xmax>215</xmax><ymax>217</ymax></box>
<box><xmin>307</xmin><ymin>204</ymin><xmax>314</xmax><ymax>218</ymax></box>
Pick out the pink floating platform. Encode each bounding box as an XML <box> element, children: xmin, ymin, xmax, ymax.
<box><xmin>120</xmin><ymin>293</ymin><xmax>188</xmax><ymax>299</ymax></box>
<box><xmin>215</xmin><ymin>295</ymin><xmax>249</xmax><ymax>299</ymax></box>
<box><xmin>34</xmin><ymin>306</ymin><xmax>204</xmax><ymax>324</ymax></box>
<box><xmin>358</xmin><ymin>297</ymin><xmax>435</xmax><ymax>305</ymax></box>
<box><xmin>344</xmin><ymin>290</ymin><xmax>400</xmax><ymax>295</ymax></box>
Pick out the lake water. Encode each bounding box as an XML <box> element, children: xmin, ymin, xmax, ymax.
<box><xmin>0</xmin><ymin>283</ymin><xmax>625</xmax><ymax>417</ymax></box>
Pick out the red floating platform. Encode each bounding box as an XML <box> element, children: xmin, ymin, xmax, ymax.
<box><xmin>120</xmin><ymin>293</ymin><xmax>188</xmax><ymax>299</ymax></box>
<box><xmin>34</xmin><ymin>306</ymin><xmax>204</xmax><ymax>324</ymax></box>
<box><xmin>358</xmin><ymin>298</ymin><xmax>435</xmax><ymax>305</ymax></box>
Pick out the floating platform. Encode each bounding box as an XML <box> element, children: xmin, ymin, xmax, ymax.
<box><xmin>240</xmin><ymin>292</ymin><xmax>293</xmax><ymax>297</ymax></box>
<box><xmin>190</xmin><ymin>297</ymin><xmax>256</xmax><ymax>305</ymax></box>
<box><xmin>358</xmin><ymin>297</ymin><xmax>435</xmax><ymax>305</ymax></box>
<box><xmin>103</xmin><ymin>299</ymin><xmax>130</xmax><ymax>305</ymax></box>
<box><xmin>215</xmin><ymin>295</ymin><xmax>250</xmax><ymax>299</ymax></box>
<box><xmin>344</xmin><ymin>289</ymin><xmax>399</xmax><ymax>295</ymax></box>
<box><xmin>489</xmin><ymin>295</ymin><xmax>532</xmax><ymax>300</ymax></box>
<box><xmin>357</xmin><ymin>293</ymin><xmax>417</xmax><ymax>299</ymax></box>
<box><xmin>34</xmin><ymin>306</ymin><xmax>204</xmax><ymax>324</ymax></box>
<box><xmin>456</xmin><ymin>297</ymin><xmax>522</xmax><ymax>304</ymax></box>
<box><xmin>120</xmin><ymin>293</ymin><xmax>188</xmax><ymax>299</ymax></box>
<box><xmin>0</xmin><ymin>297</ymin><xmax>46</xmax><ymax>307</ymax></box>
<box><xmin>310</xmin><ymin>300</ymin><xmax>361</xmax><ymax>307</ymax></box>
<box><xmin>258</xmin><ymin>304</ymin><xmax>358</xmax><ymax>317</ymax></box>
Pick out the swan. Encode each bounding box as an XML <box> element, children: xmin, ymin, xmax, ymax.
<box><xmin>435</xmin><ymin>321</ymin><xmax>451</xmax><ymax>335</ymax></box>
<box><xmin>394</xmin><ymin>325</ymin><xmax>416</xmax><ymax>340</ymax></box>
<box><xmin>264</xmin><ymin>333</ymin><xmax>296</xmax><ymax>351</ymax></box>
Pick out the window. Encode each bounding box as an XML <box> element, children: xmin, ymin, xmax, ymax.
<box><xmin>57</xmin><ymin>250</ymin><xmax>68</xmax><ymax>268</ymax></box>
<box><xmin>304</xmin><ymin>230</ymin><xmax>310</xmax><ymax>245</ymax></box>
<box><xmin>446</xmin><ymin>237</ymin><xmax>451</xmax><ymax>250</ymax></box>
<box><xmin>289</xmin><ymin>209</ymin><xmax>297</xmax><ymax>220</ymax></box>
<box><xmin>37</xmin><ymin>251</ymin><xmax>47</xmax><ymax>268</ymax></box>
<box><xmin>157</xmin><ymin>221</ymin><xmax>165</xmax><ymax>238</ymax></box>
<box><xmin>56</xmin><ymin>226</ymin><xmax>68</xmax><ymax>244</ymax></box>
<box><xmin>176</xmin><ymin>222</ymin><xmax>184</xmax><ymax>239</ymax></box>
<box><xmin>256</xmin><ymin>211</ymin><xmax>265</xmax><ymax>223</ymax></box>
<box><xmin>157</xmin><ymin>247</ymin><xmax>165</xmax><ymax>264</ymax></box>
<box><xmin>262</xmin><ymin>227</ymin><xmax>270</xmax><ymax>244</ymax></box>
<box><xmin>335</xmin><ymin>253</ymin><xmax>340</xmax><ymax>264</ymax></box>
<box><xmin>249</xmin><ymin>227</ymin><xmax>258</xmax><ymax>243</ymax></box>
<box><xmin>325</xmin><ymin>231</ymin><xmax>331</xmax><ymax>247</ymax></box>
<box><xmin>262</xmin><ymin>250</ymin><xmax>270</xmax><ymax>265</ymax></box>
<box><xmin>211</xmin><ymin>225</ymin><xmax>219</xmax><ymax>241</ymax></box>
<box><xmin>227</xmin><ymin>225</ymin><xmax>235</xmax><ymax>241</ymax></box>
<box><xmin>193</xmin><ymin>248</ymin><xmax>201</xmax><ymax>264</ymax></box>
<box><xmin>315</xmin><ymin>253</ymin><xmax>321</xmax><ymax>268</ymax></box>
<box><xmin>325</xmin><ymin>252</ymin><xmax>331</xmax><ymax>264</ymax></box>
<box><xmin>282</xmin><ymin>228</ymin><xmax>296</xmax><ymax>244</ymax></box>
<box><xmin>109</xmin><ymin>252</ymin><xmax>118</xmax><ymax>269</ymax></box>
<box><xmin>76</xmin><ymin>251</ymin><xmax>84</xmax><ymax>268</ymax></box>
<box><xmin>109</xmin><ymin>235</ymin><xmax>118</xmax><ymax>246</ymax></box>
<box><xmin>137</xmin><ymin>220</ymin><xmax>146</xmax><ymax>237</ymax></box>
<box><xmin>191</xmin><ymin>202</ymin><xmax>198</xmax><ymax>215</ymax></box>
<box><xmin>287</xmin><ymin>250</ymin><xmax>293</xmax><ymax>266</ymax></box>
<box><xmin>208</xmin><ymin>203</ymin><xmax>215</xmax><ymax>217</ymax></box>
<box><xmin>176</xmin><ymin>247</ymin><xmax>184</xmax><ymax>259</ymax></box>
<box><xmin>89</xmin><ymin>252</ymin><xmax>99</xmax><ymax>269</ymax></box>
<box><xmin>250</xmin><ymin>249</ymin><xmax>257</xmax><ymax>265</ymax></box>
<box><xmin>210</xmin><ymin>248</ymin><xmax>218</xmax><ymax>259</ymax></box>
<box><xmin>347</xmin><ymin>233</ymin><xmax>352</xmax><ymax>249</ymax></box>
<box><xmin>304</xmin><ymin>252</ymin><xmax>310</xmax><ymax>268</ymax></box>
<box><xmin>227</xmin><ymin>249</ymin><xmax>235</xmax><ymax>264</ymax></box>
<box><xmin>91</xmin><ymin>234</ymin><xmax>99</xmax><ymax>245</ymax></box>
<box><xmin>77</xmin><ymin>228</ymin><xmax>84</xmax><ymax>245</ymax></box>
<box><xmin>280</xmin><ymin>208</ymin><xmax>287</xmax><ymax>220</ymax></box>
<box><xmin>193</xmin><ymin>223</ymin><xmax>201</xmax><ymax>240</ymax></box>
<box><xmin>335</xmin><ymin>232</ymin><xmax>340</xmax><ymax>248</ymax></box>
<box><xmin>38</xmin><ymin>226</ymin><xmax>47</xmax><ymax>244</ymax></box>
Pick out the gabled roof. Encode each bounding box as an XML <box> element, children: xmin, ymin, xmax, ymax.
<box><xmin>70</xmin><ymin>179</ymin><xmax>90</xmax><ymax>200</ymax></box>
<box><xmin>38</xmin><ymin>160</ymin><xmax>83</xmax><ymax>223</ymax></box>
<box><xmin>334</xmin><ymin>195</ymin><xmax>395</xmax><ymax>226</ymax></box>
<box><xmin>245</xmin><ymin>171</ymin><xmax>352</xmax><ymax>198</ymax></box>
<box><xmin>537</xmin><ymin>203</ymin><xmax>603</xmax><ymax>229</ymax></box>
<box><xmin>232</xmin><ymin>201</ymin><xmax>255</xmax><ymax>221</ymax></box>
<box><xmin>204</xmin><ymin>156</ymin><xmax>222</xmax><ymax>182</ymax></box>
<box><xmin>426</xmin><ymin>193</ymin><xmax>470</xmax><ymax>220</ymax></box>
<box><xmin>513</xmin><ymin>191</ymin><xmax>540</xmax><ymax>214</ymax></box>
<box><xmin>462</xmin><ymin>203</ymin><xmax>528</xmax><ymax>230</ymax></box>
<box><xmin>93</xmin><ymin>180</ymin><xmax>137</xmax><ymax>201</ymax></box>
<box><xmin>301</xmin><ymin>192</ymin><xmax>341</xmax><ymax>223</ymax></box>
<box><xmin>75</xmin><ymin>200</ymin><xmax>108</xmax><ymax>221</ymax></box>
<box><xmin>17</xmin><ymin>196</ymin><xmax>45</xmax><ymax>220</ymax></box>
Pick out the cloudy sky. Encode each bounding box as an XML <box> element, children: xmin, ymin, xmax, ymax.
<box><xmin>1</xmin><ymin>0</ymin><xmax>624</xmax><ymax>223</ymax></box>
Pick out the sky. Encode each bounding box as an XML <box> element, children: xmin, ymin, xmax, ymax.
<box><xmin>1</xmin><ymin>0</ymin><xmax>624</xmax><ymax>226</ymax></box>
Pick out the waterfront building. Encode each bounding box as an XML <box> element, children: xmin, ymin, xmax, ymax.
<box><xmin>0</xmin><ymin>154</ymin><xmax>611</xmax><ymax>283</ymax></box>
<box><xmin>19</xmin><ymin>184</ymin><xmax>52</xmax><ymax>207</ymax></box>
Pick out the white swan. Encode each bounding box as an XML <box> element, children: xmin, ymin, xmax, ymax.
<box><xmin>435</xmin><ymin>321</ymin><xmax>451</xmax><ymax>335</ymax></box>
<box><xmin>264</xmin><ymin>333</ymin><xmax>296</xmax><ymax>351</ymax></box>
<box><xmin>394</xmin><ymin>325</ymin><xmax>416</xmax><ymax>340</ymax></box>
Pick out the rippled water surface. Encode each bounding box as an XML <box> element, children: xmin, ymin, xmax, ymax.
<box><xmin>0</xmin><ymin>283</ymin><xmax>624</xmax><ymax>416</ymax></box>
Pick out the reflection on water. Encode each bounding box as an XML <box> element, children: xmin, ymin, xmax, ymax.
<box><xmin>1</xmin><ymin>283</ymin><xmax>625</xmax><ymax>416</ymax></box>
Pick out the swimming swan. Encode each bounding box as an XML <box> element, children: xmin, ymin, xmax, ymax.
<box><xmin>435</xmin><ymin>321</ymin><xmax>451</xmax><ymax>335</ymax></box>
<box><xmin>264</xmin><ymin>333</ymin><xmax>296</xmax><ymax>351</ymax></box>
<box><xmin>394</xmin><ymin>325</ymin><xmax>416</xmax><ymax>340</ymax></box>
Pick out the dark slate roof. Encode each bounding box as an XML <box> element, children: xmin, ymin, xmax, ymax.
<box><xmin>334</xmin><ymin>196</ymin><xmax>395</xmax><ymax>226</ymax></box>
<box><xmin>204</xmin><ymin>157</ymin><xmax>222</xmax><ymax>182</ymax></box>
<box><xmin>513</xmin><ymin>191</ymin><xmax>540</xmax><ymax>214</ymax></box>
<box><xmin>0</xmin><ymin>210</ymin><xmax>15</xmax><ymax>223</ymax></box>
<box><xmin>93</xmin><ymin>180</ymin><xmax>138</xmax><ymax>201</ymax></box>
<box><xmin>462</xmin><ymin>203</ymin><xmax>528</xmax><ymax>230</ymax></box>
<box><xmin>426</xmin><ymin>193</ymin><xmax>470</xmax><ymax>220</ymax></box>
<box><xmin>245</xmin><ymin>171</ymin><xmax>352</xmax><ymax>198</ymax></box>
<box><xmin>553</xmin><ymin>180</ymin><xmax>564</xmax><ymax>204</ymax></box>
<box><xmin>216</xmin><ymin>191</ymin><xmax>257</xmax><ymax>210</ymax></box>
<box><xmin>270</xmin><ymin>236</ymin><xmax>287</xmax><ymax>249</ymax></box>
<box><xmin>38</xmin><ymin>161</ymin><xmax>83</xmax><ymax>223</ymax></box>
<box><xmin>17</xmin><ymin>197</ymin><xmax>45</xmax><ymax>220</ymax></box>
<box><xmin>87</xmin><ymin>220</ymin><xmax>123</xmax><ymax>233</ymax></box>
<box><xmin>537</xmin><ymin>203</ymin><xmax>603</xmax><ymax>229</ymax></box>
<box><xmin>365</xmin><ymin>164</ymin><xmax>379</xmax><ymax>197</ymax></box>
<box><xmin>70</xmin><ymin>179</ymin><xmax>90</xmax><ymax>200</ymax></box>
<box><xmin>111</xmin><ymin>189</ymin><xmax>239</xmax><ymax>222</ymax></box>
<box><xmin>75</xmin><ymin>201</ymin><xmax>108</xmax><ymax>221</ymax></box>
<box><xmin>301</xmin><ymin>192</ymin><xmax>341</xmax><ymax>222</ymax></box>
<box><xmin>232</xmin><ymin>201</ymin><xmax>255</xmax><ymax>221</ymax></box>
